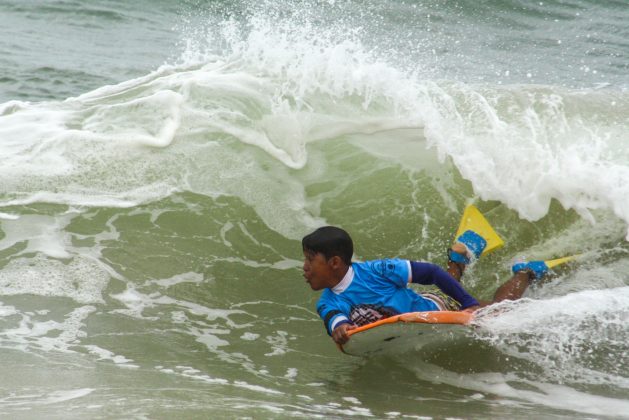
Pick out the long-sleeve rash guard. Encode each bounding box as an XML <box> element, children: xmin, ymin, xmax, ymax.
<box><xmin>316</xmin><ymin>259</ymin><xmax>479</xmax><ymax>335</ymax></box>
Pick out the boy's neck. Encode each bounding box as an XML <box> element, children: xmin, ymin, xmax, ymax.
<box><xmin>329</xmin><ymin>264</ymin><xmax>350</xmax><ymax>288</ymax></box>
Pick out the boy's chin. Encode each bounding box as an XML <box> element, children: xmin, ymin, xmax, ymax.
<box><xmin>307</xmin><ymin>281</ymin><xmax>323</xmax><ymax>291</ymax></box>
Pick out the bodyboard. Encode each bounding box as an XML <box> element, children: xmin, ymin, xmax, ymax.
<box><xmin>340</xmin><ymin>311</ymin><xmax>474</xmax><ymax>357</ymax></box>
<box><xmin>455</xmin><ymin>205</ymin><xmax>504</xmax><ymax>256</ymax></box>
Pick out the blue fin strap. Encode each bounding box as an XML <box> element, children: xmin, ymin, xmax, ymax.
<box><xmin>448</xmin><ymin>249</ymin><xmax>469</xmax><ymax>264</ymax></box>
<box><xmin>456</xmin><ymin>230</ymin><xmax>487</xmax><ymax>259</ymax></box>
<box><xmin>512</xmin><ymin>261</ymin><xmax>549</xmax><ymax>280</ymax></box>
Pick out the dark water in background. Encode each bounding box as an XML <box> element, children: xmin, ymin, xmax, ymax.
<box><xmin>0</xmin><ymin>1</ymin><xmax>628</xmax><ymax>418</ymax></box>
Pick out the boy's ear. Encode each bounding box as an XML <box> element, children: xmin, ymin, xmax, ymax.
<box><xmin>328</xmin><ymin>255</ymin><xmax>344</xmax><ymax>268</ymax></box>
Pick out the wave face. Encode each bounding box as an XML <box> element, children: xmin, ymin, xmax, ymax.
<box><xmin>0</xmin><ymin>0</ymin><xmax>628</xmax><ymax>418</ymax></box>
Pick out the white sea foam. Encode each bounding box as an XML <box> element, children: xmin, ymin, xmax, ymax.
<box><xmin>84</xmin><ymin>345</ymin><xmax>139</xmax><ymax>368</ymax></box>
<box><xmin>155</xmin><ymin>364</ymin><xmax>288</xmax><ymax>396</ymax></box>
<box><xmin>0</xmin><ymin>214</ymin><xmax>73</xmax><ymax>259</ymax></box>
<box><xmin>110</xmin><ymin>284</ymin><xmax>245</xmax><ymax>324</ymax></box>
<box><xmin>412</xmin><ymin>362</ymin><xmax>629</xmax><ymax>417</ymax></box>
<box><xmin>0</xmin><ymin>302</ymin><xmax>17</xmax><ymax>317</ymax></box>
<box><xmin>179</xmin><ymin>10</ymin><xmax>629</xmax><ymax>239</ymax></box>
<box><xmin>0</xmin><ymin>388</ymin><xmax>94</xmax><ymax>408</ymax></box>
<box><xmin>196</xmin><ymin>331</ymin><xmax>230</xmax><ymax>350</ymax></box>
<box><xmin>0</xmin><ymin>207</ymin><xmax>115</xmax><ymax>308</ymax></box>
<box><xmin>0</xmin><ymin>305</ymin><xmax>95</xmax><ymax>353</ymax></box>
<box><xmin>147</xmin><ymin>272</ymin><xmax>205</xmax><ymax>288</ymax></box>
<box><xmin>1</xmin><ymin>9</ymin><xmax>627</xmax><ymax>241</ymax></box>
<box><xmin>429</xmin><ymin>84</ymin><xmax>629</xmax><ymax>238</ymax></box>
<box><xmin>0</xmin><ymin>254</ymin><xmax>109</xmax><ymax>304</ymax></box>
<box><xmin>473</xmin><ymin>286</ymin><xmax>629</xmax><ymax>388</ymax></box>
<box><xmin>285</xmin><ymin>368</ymin><xmax>298</xmax><ymax>380</ymax></box>
<box><xmin>241</xmin><ymin>332</ymin><xmax>260</xmax><ymax>341</ymax></box>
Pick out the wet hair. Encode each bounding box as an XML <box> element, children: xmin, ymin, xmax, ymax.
<box><xmin>302</xmin><ymin>226</ymin><xmax>353</xmax><ymax>265</ymax></box>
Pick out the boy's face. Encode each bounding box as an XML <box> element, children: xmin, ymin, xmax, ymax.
<box><xmin>302</xmin><ymin>250</ymin><xmax>336</xmax><ymax>290</ymax></box>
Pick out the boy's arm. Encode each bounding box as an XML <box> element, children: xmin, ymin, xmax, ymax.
<box><xmin>409</xmin><ymin>261</ymin><xmax>479</xmax><ymax>309</ymax></box>
<box><xmin>316</xmin><ymin>295</ymin><xmax>352</xmax><ymax>337</ymax></box>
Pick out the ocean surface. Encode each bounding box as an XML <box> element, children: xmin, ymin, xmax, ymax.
<box><xmin>1</xmin><ymin>0</ymin><xmax>628</xmax><ymax>418</ymax></box>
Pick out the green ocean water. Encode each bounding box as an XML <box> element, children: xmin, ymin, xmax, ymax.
<box><xmin>0</xmin><ymin>1</ymin><xmax>628</xmax><ymax>418</ymax></box>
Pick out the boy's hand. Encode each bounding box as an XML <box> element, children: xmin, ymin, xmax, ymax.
<box><xmin>332</xmin><ymin>323</ymin><xmax>356</xmax><ymax>345</ymax></box>
<box><xmin>462</xmin><ymin>305</ymin><xmax>480</xmax><ymax>313</ymax></box>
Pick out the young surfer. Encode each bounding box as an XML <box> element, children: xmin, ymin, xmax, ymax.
<box><xmin>302</xmin><ymin>225</ymin><xmax>549</xmax><ymax>345</ymax></box>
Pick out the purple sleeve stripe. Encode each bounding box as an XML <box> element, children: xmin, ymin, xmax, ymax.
<box><xmin>410</xmin><ymin>261</ymin><xmax>479</xmax><ymax>309</ymax></box>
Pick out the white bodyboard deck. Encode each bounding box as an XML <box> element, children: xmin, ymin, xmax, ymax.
<box><xmin>340</xmin><ymin>311</ymin><xmax>473</xmax><ymax>357</ymax></box>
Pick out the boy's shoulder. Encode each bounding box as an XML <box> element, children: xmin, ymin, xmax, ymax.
<box><xmin>355</xmin><ymin>258</ymin><xmax>411</xmax><ymax>284</ymax></box>
<box><xmin>357</xmin><ymin>258</ymin><xmax>409</xmax><ymax>271</ymax></box>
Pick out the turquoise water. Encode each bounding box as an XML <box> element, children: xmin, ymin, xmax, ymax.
<box><xmin>0</xmin><ymin>1</ymin><xmax>628</xmax><ymax>418</ymax></box>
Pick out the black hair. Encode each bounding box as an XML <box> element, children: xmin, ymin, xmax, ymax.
<box><xmin>302</xmin><ymin>226</ymin><xmax>353</xmax><ymax>265</ymax></box>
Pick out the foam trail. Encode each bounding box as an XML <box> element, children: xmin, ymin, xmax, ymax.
<box><xmin>473</xmin><ymin>286</ymin><xmax>629</xmax><ymax>387</ymax></box>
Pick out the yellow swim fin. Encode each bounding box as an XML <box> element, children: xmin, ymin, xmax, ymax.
<box><xmin>545</xmin><ymin>255</ymin><xmax>580</xmax><ymax>269</ymax></box>
<box><xmin>455</xmin><ymin>205</ymin><xmax>504</xmax><ymax>256</ymax></box>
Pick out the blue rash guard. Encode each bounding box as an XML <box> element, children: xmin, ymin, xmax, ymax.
<box><xmin>316</xmin><ymin>259</ymin><xmax>479</xmax><ymax>335</ymax></box>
